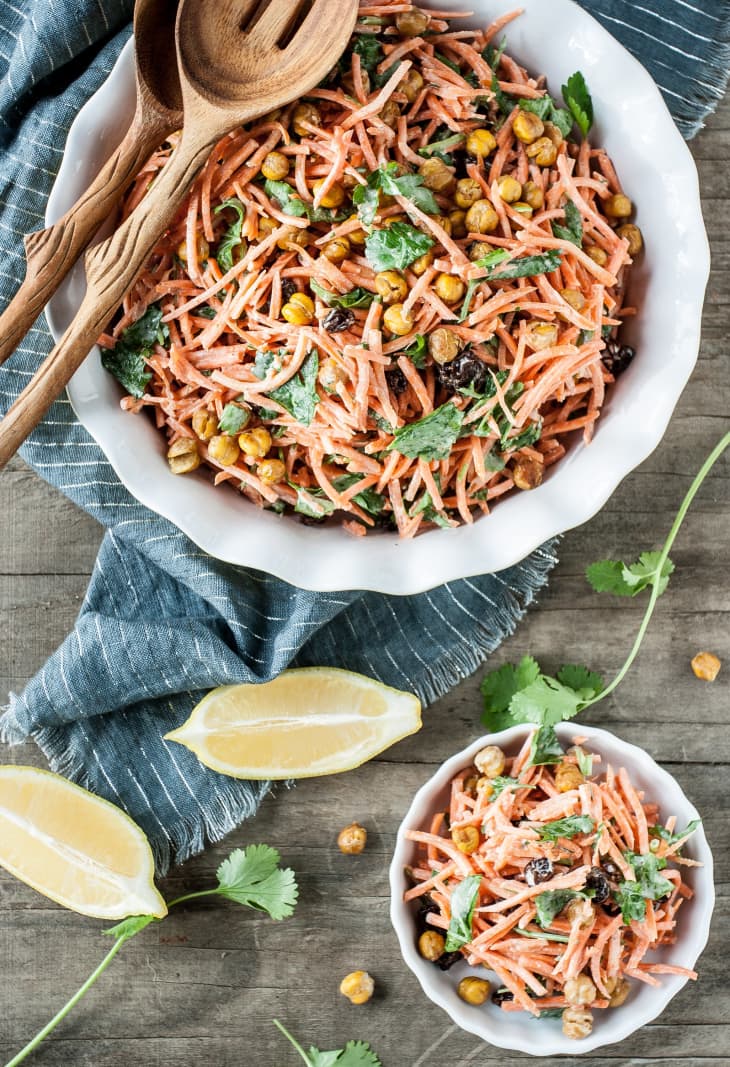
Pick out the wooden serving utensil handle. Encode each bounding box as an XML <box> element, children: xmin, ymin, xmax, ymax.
<box><xmin>0</xmin><ymin>111</ymin><xmax>171</xmax><ymax>370</ymax></box>
<box><xmin>0</xmin><ymin>129</ymin><xmax>214</xmax><ymax>470</ymax></box>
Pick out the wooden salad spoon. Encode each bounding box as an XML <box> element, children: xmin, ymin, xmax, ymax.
<box><xmin>0</xmin><ymin>0</ymin><xmax>358</xmax><ymax>469</ymax></box>
<box><xmin>0</xmin><ymin>0</ymin><xmax>183</xmax><ymax>369</ymax></box>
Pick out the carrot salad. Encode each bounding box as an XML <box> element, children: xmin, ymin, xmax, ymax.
<box><xmin>100</xmin><ymin>1</ymin><xmax>641</xmax><ymax>537</ymax></box>
<box><xmin>404</xmin><ymin>731</ymin><xmax>700</xmax><ymax>1040</ymax></box>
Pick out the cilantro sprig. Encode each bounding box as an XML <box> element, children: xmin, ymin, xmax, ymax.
<box><xmin>100</xmin><ymin>304</ymin><xmax>168</xmax><ymax>399</ymax></box>
<box><xmin>481</xmin><ymin>432</ymin><xmax>729</xmax><ymax>736</ymax></box>
<box><xmin>353</xmin><ymin>162</ymin><xmax>439</xmax><ymax>227</ymax></box>
<box><xmin>562</xmin><ymin>71</ymin><xmax>594</xmax><ymax>138</ymax></box>
<box><xmin>7</xmin><ymin>847</ymin><xmax>298</xmax><ymax>1066</ymax></box>
<box><xmin>274</xmin><ymin>1020</ymin><xmax>381</xmax><ymax>1066</ymax></box>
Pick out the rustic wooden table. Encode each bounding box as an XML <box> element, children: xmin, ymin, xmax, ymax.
<box><xmin>1</xmin><ymin>95</ymin><xmax>728</xmax><ymax>1067</ymax></box>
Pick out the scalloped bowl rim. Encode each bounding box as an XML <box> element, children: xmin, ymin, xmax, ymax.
<box><xmin>46</xmin><ymin>0</ymin><xmax>710</xmax><ymax>594</ymax></box>
<box><xmin>388</xmin><ymin>722</ymin><xmax>715</xmax><ymax>1056</ymax></box>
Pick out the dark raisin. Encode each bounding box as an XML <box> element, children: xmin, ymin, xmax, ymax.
<box><xmin>386</xmin><ymin>367</ymin><xmax>409</xmax><ymax>396</ymax></box>
<box><xmin>600</xmin><ymin>860</ymin><xmax>621</xmax><ymax>881</ymax></box>
<box><xmin>601</xmin><ymin>898</ymin><xmax>622</xmax><ymax>917</ymax></box>
<box><xmin>269</xmin><ymin>278</ymin><xmax>297</xmax><ymax>314</ymax></box>
<box><xmin>436</xmin><ymin>347</ymin><xmax>488</xmax><ymax>393</ymax></box>
<box><xmin>435</xmin><ymin>951</ymin><xmax>463</xmax><ymax>971</ymax></box>
<box><xmin>524</xmin><ymin>857</ymin><xmax>554</xmax><ymax>886</ymax></box>
<box><xmin>602</xmin><ymin>340</ymin><xmax>635</xmax><ymax>377</ymax></box>
<box><xmin>322</xmin><ymin>307</ymin><xmax>355</xmax><ymax>333</ymax></box>
<box><xmin>585</xmin><ymin>866</ymin><xmax>610</xmax><ymax>904</ymax></box>
<box><xmin>492</xmin><ymin>988</ymin><xmax>515</xmax><ymax>1006</ymax></box>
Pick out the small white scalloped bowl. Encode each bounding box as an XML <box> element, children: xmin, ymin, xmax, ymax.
<box><xmin>45</xmin><ymin>0</ymin><xmax>709</xmax><ymax>593</ymax></box>
<box><xmin>389</xmin><ymin>723</ymin><xmax>714</xmax><ymax>1056</ymax></box>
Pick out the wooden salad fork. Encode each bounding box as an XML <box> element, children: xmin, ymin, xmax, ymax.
<box><xmin>0</xmin><ymin>0</ymin><xmax>358</xmax><ymax>469</ymax></box>
<box><xmin>0</xmin><ymin>0</ymin><xmax>183</xmax><ymax>370</ymax></box>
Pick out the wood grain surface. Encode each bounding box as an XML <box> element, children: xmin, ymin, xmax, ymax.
<box><xmin>0</xmin><ymin>96</ymin><xmax>728</xmax><ymax>1067</ymax></box>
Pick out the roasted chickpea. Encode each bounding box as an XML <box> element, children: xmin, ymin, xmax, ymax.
<box><xmin>562</xmin><ymin>1006</ymin><xmax>593</xmax><ymax>1040</ymax></box>
<box><xmin>418</xmin><ymin>930</ymin><xmax>446</xmax><ymax>961</ymax></box>
<box><xmin>411</xmin><ymin>248</ymin><xmax>435</xmax><ymax>275</ymax></box>
<box><xmin>475</xmin><ymin>776</ymin><xmax>494</xmax><ymax>798</ymax></box>
<box><xmin>400</xmin><ymin>68</ymin><xmax>425</xmax><ymax>103</ymax></box>
<box><xmin>543</xmin><ymin>121</ymin><xmax>564</xmax><ymax>149</ymax></box>
<box><xmin>261</xmin><ymin>150</ymin><xmax>289</xmax><ymax>181</ymax></box>
<box><xmin>346</xmin><ymin>215</ymin><xmax>366</xmax><ymax>245</ymax></box>
<box><xmin>474</xmin><ymin>745</ymin><xmax>505</xmax><ymax>778</ymax></box>
<box><xmin>337</xmin><ymin>822</ymin><xmax>367</xmax><ymax>855</ymax></box>
<box><xmin>526</xmin><ymin>136</ymin><xmax>558</xmax><ymax>167</ymax></box>
<box><xmin>312</xmin><ymin>179</ymin><xmax>345</xmax><ymax>209</ymax></box>
<box><xmin>396</xmin><ymin>6</ymin><xmax>430</xmax><ymax>34</ymax></box>
<box><xmin>177</xmin><ymin>233</ymin><xmax>209</xmax><ymax>264</ymax></box>
<box><xmin>449</xmin><ymin>209</ymin><xmax>467</xmax><ymax>238</ymax></box>
<box><xmin>239</xmin><ymin>427</ymin><xmax>272</xmax><ymax>458</ymax></box>
<box><xmin>435</xmin><ymin>213</ymin><xmax>453</xmax><ymax>237</ymax></box>
<box><xmin>465</xmin><ymin>199</ymin><xmax>498</xmax><ymax>234</ymax></box>
<box><xmin>497</xmin><ymin>175</ymin><xmax>522</xmax><ymax>203</ymax></box>
<box><xmin>511</xmin><ymin>201</ymin><xmax>533</xmax><ymax>218</ymax></box>
<box><xmin>191</xmin><ymin>409</ymin><xmax>217</xmax><ymax>441</ymax></box>
<box><xmin>257</xmin><ymin>457</ymin><xmax>286</xmax><ymax>485</ymax></box>
<box><xmin>428</xmin><ymin>327</ymin><xmax>461</xmax><ymax>364</ymax></box>
<box><xmin>512</xmin><ymin>455</ymin><xmax>543</xmax><ymax>491</ymax></box>
<box><xmin>276</xmin><ymin>224</ymin><xmax>309</xmax><ymax>251</ymax></box>
<box><xmin>469</xmin><ymin>241</ymin><xmax>493</xmax><ymax>261</ymax></box>
<box><xmin>322</xmin><ymin>235</ymin><xmax>351</xmax><ymax>263</ymax></box>
<box><xmin>555</xmin><ymin>761</ymin><xmax>584</xmax><ymax>792</ymax></box>
<box><xmin>455</xmin><ymin>177</ymin><xmax>483</xmax><ymax>209</ymax></box>
<box><xmin>167</xmin><ymin>438</ymin><xmax>200</xmax><ymax>475</ymax></box>
<box><xmin>319</xmin><ymin>356</ymin><xmax>348</xmax><ymax>392</ymax></box>
<box><xmin>560</xmin><ymin>288</ymin><xmax>586</xmax><ymax>312</ymax></box>
<box><xmin>522</xmin><ymin>180</ymin><xmax>544</xmax><ymax>211</ymax></box>
<box><xmin>616</xmin><ymin>223</ymin><xmax>643</xmax><ymax>256</ymax></box>
<box><xmin>513</xmin><ymin>109</ymin><xmax>544</xmax><ymax>144</ymax></box>
<box><xmin>383</xmin><ymin>302</ymin><xmax>414</xmax><ymax>336</ymax></box>
<box><xmin>606</xmin><ymin>976</ymin><xmax>631</xmax><ymax>1007</ymax></box>
<box><xmin>342</xmin><ymin>68</ymin><xmax>371</xmax><ymax>99</ymax></box>
<box><xmin>380</xmin><ymin>99</ymin><xmax>401</xmax><ymax>129</ymax></box>
<box><xmin>585</xmin><ymin>244</ymin><xmax>608</xmax><ymax>266</ymax></box>
<box><xmin>691</xmin><ymin>651</ymin><xmax>721</xmax><ymax>681</ymax></box>
<box><xmin>375</xmin><ymin>270</ymin><xmax>408</xmax><ymax>305</ymax></box>
<box><xmin>452</xmin><ymin>825</ymin><xmax>480</xmax><ymax>854</ymax></box>
<box><xmin>458</xmin><ymin>977</ymin><xmax>490</xmax><ymax>1006</ymax></box>
<box><xmin>466</xmin><ymin>127</ymin><xmax>497</xmax><ymax>157</ymax></box>
<box><xmin>434</xmin><ymin>272</ymin><xmax>465</xmax><ymax>304</ymax></box>
<box><xmin>282</xmin><ymin>291</ymin><xmax>315</xmax><ymax>325</ymax></box>
<box><xmin>208</xmin><ymin>434</ymin><xmax>240</xmax><ymax>466</ymax></box>
<box><xmin>565</xmin><ymin>897</ymin><xmax>595</xmax><ymax>928</ymax></box>
<box><xmin>258</xmin><ymin>216</ymin><xmax>278</xmax><ymax>238</ymax></box>
<box><xmin>564</xmin><ymin>974</ymin><xmax>596</xmax><ymax>1007</ymax></box>
<box><xmin>292</xmin><ymin>101</ymin><xmax>320</xmax><ymax>136</ymax></box>
<box><xmin>418</xmin><ymin>157</ymin><xmax>456</xmax><ymax>194</ymax></box>
<box><xmin>604</xmin><ymin>193</ymin><xmax>633</xmax><ymax>219</ymax></box>
<box><xmin>525</xmin><ymin>322</ymin><xmax>559</xmax><ymax>350</ymax></box>
<box><xmin>340</xmin><ymin>970</ymin><xmax>375</xmax><ymax>1005</ymax></box>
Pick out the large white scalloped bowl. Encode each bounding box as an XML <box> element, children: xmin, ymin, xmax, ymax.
<box><xmin>389</xmin><ymin>723</ymin><xmax>714</xmax><ymax>1055</ymax></box>
<box><xmin>46</xmin><ymin>0</ymin><xmax>709</xmax><ymax>593</ymax></box>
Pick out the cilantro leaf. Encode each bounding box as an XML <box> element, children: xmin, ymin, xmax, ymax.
<box><xmin>294</xmin><ymin>488</ymin><xmax>336</xmax><ymax>520</ymax></box>
<box><xmin>218</xmin><ymin>403</ymin><xmax>250</xmax><ymax>435</ymax></box>
<box><xmin>215</xmin><ymin>845</ymin><xmax>298</xmax><ymax>920</ymax></box>
<box><xmin>483</xmin><ymin>36</ymin><xmax>506</xmax><ymax>72</ymax></box>
<box><xmin>417</xmin><ymin>133</ymin><xmax>465</xmax><ymax>158</ymax></box>
<box><xmin>100</xmin><ymin>304</ymin><xmax>168</xmax><ymax>398</ymax></box>
<box><xmin>501</xmin><ymin>419</ymin><xmax>542</xmax><ymax>452</ymax></box>
<box><xmin>538</xmin><ymin>815</ymin><xmax>595</xmax><ymax>841</ymax></box>
<box><xmin>274</xmin><ymin>1021</ymin><xmax>382</xmax><ymax>1067</ymax></box>
<box><xmin>103</xmin><ymin>915</ymin><xmax>157</xmax><ymax>941</ymax></box>
<box><xmin>444</xmin><ymin>874</ymin><xmax>481</xmax><ymax>951</ymax></box>
<box><xmin>528</xmin><ymin>724</ymin><xmax>564</xmax><ymax>766</ymax></box>
<box><xmin>535</xmin><ymin>889</ymin><xmax>582</xmax><ymax>928</ymax></box>
<box><xmin>310</xmin><ymin>279</ymin><xmax>374</xmax><ymax>309</ymax></box>
<box><xmin>398</xmin><ymin>333</ymin><xmax>427</xmax><ymax>368</ymax></box>
<box><xmin>214</xmin><ymin>198</ymin><xmax>246</xmax><ymax>272</ymax></box>
<box><xmin>459</xmin><ymin>249</ymin><xmax>510</xmax><ymax>321</ymax></box>
<box><xmin>555</xmin><ymin>665</ymin><xmax>604</xmax><ymax>701</ymax></box>
<box><xmin>489</xmin><ymin>775</ymin><xmax>530</xmax><ymax>800</ymax></box>
<box><xmin>649</xmin><ymin>819</ymin><xmax>701</xmax><ymax>848</ymax></box>
<box><xmin>491</xmin><ymin>71</ymin><xmax>515</xmax><ymax>117</ymax></box>
<box><xmin>352</xmin><ymin>181</ymin><xmax>381</xmax><ymax>227</ymax></box>
<box><xmin>586</xmin><ymin>552</ymin><xmax>675</xmax><ymax>598</ymax></box>
<box><xmin>255</xmin><ymin>349</ymin><xmax>320</xmax><ymax>426</ymax></box>
<box><xmin>510</xmin><ymin>675</ymin><xmax>586</xmax><ymax>726</ymax></box>
<box><xmin>387</xmin><ymin>402</ymin><xmax>464</xmax><ymax>462</ymax></box>
<box><xmin>486</xmin><ymin>250</ymin><xmax>562</xmax><ymax>281</ymax></box>
<box><xmin>481</xmin><ymin>655</ymin><xmax>540</xmax><ymax>729</ymax></box>
<box><xmin>410</xmin><ymin>490</ymin><xmax>452</xmax><ymax>529</ymax></box>
<box><xmin>370</xmin><ymin>162</ymin><xmax>439</xmax><ymax>216</ymax></box>
<box><xmin>562</xmin><ymin>71</ymin><xmax>593</xmax><ymax>138</ymax></box>
<box><xmin>364</xmin><ymin>220</ymin><xmax>434</xmax><ymax>271</ymax></box>
<box><xmin>352</xmin><ymin>34</ymin><xmax>383</xmax><ymax>76</ymax></box>
<box><xmin>614</xmin><ymin>878</ymin><xmax>647</xmax><ymax>924</ymax></box>
<box><xmin>332</xmin><ymin>474</ymin><xmax>386</xmax><ymax>517</ymax></box>
<box><xmin>552</xmin><ymin>199</ymin><xmax>583</xmax><ymax>247</ymax></box>
<box><xmin>519</xmin><ymin>95</ymin><xmax>573</xmax><ymax>139</ymax></box>
<box><xmin>264</xmin><ymin>180</ymin><xmax>344</xmax><ymax>223</ymax></box>
<box><xmin>615</xmin><ymin>851</ymin><xmax>674</xmax><ymax>924</ymax></box>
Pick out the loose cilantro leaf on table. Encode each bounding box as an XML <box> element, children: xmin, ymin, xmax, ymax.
<box><xmin>255</xmin><ymin>349</ymin><xmax>320</xmax><ymax>426</ymax></box>
<box><xmin>649</xmin><ymin>820</ymin><xmax>701</xmax><ymax>848</ymax></box>
<box><xmin>214</xmin><ymin>198</ymin><xmax>246</xmax><ymax>272</ymax></box>
<box><xmin>552</xmin><ymin>199</ymin><xmax>583</xmax><ymax>246</ymax></box>
<box><xmin>538</xmin><ymin>815</ymin><xmax>595</xmax><ymax>841</ymax></box>
<box><xmin>519</xmin><ymin>95</ymin><xmax>573</xmax><ymax>139</ymax></box>
<box><xmin>215</xmin><ymin>845</ymin><xmax>299</xmax><ymax>919</ymax></box>
<box><xmin>444</xmin><ymin>874</ymin><xmax>482</xmax><ymax>951</ymax></box>
<box><xmin>274</xmin><ymin>1020</ymin><xmax>382</xmax><ymax>1067</ymax></box>
<box><xmin>586</xmin><ymin>552</ymin><xmax>675</xmax><ymax>598</ymax></box>
<box><xmin>364</xmin><ymin>220</ymin><xmax>435</xmax><ymax>271</ymax></box>
<box><xmin>387</xmin><ymin>402</ymin><xmax>464</xmax><ymax>462</ymax></box>
<box><xmin>310</xmin><ymin>279</ymin><xmax>374</xmax><ymax>309</ymax></box>
<box><xmin>100</xmin><ymin>304</ymin><xmax>168</xmax><ymax>398</ymax></box>
<box><xmin>218</xmin><ymin>403</ymin><xmax>250</xmax><ymax>436</ymax></box>
<box><xmin>562</xmin><ymin>71</ymin><xmax>593</xmax><ymax>138</ymax></box>
<box><xmin>481</xmin><ymin>655</ymin><xmax>540</xmax><ymax>729</ymax></box>
<box><xmin>535</xmin><ymin>889</ymin><xmax>583</xmax><ymax>928</ymax></box>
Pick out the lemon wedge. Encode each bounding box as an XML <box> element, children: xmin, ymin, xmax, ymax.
<box><xmin>0</xmin><ymin>766</ymin><xmax>167</xmax><ymax>920</ymax></box>
<box><xmin>165</xmin><ymin>668</ymin><xmax>422</xmax><ymax>779</ymax></box>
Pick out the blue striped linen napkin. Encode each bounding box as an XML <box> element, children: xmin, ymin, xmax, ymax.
<box><xmin>1</xmin><ymin>1</ymin><xmax>728</xmax><ymax>872</ymax></box>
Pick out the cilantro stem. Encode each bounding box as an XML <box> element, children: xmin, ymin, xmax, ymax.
<box><xmin>584</xmin><ymin>430</ymin><xmax>730</xmax><ymax>708</ymax></box>
<box><xmin>3</xmin><ymin>934</ymin><xmax>130</xmax><ymax>1067</ymax></box>
<box><xmin>166</xmin><ymin>888</ymin><xmax>220</xmax><ymax>908</ymax></box>
<box><xmin>273</xmin><ymin>1018</ymin><xmax>311</xmax><ymax>1065</ymax></box>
